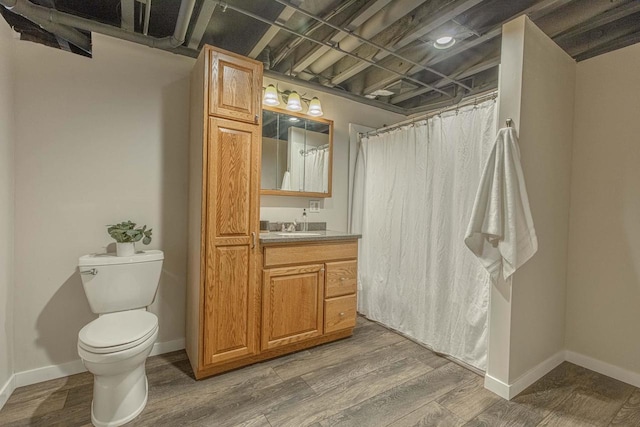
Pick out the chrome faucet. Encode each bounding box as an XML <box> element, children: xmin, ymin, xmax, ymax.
<box><xmin>280</xmin><ymin>220</ymin><xmax>297</xmax><ymax>232</ymax></box>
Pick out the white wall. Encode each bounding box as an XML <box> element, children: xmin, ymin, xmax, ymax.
<box><xmin>487</xmin><ymin>16</ymin><xmax>575</xmax><ymax>398</ymax></box>
<box><xmin>566</xmin><ymin>42</ymin><xmax>640</xmax><ymax>378</ymax></box>
<box><xmin>0</xmin><ymin>20</ymin><xmax>16</xmax><ymax>404</ymax></box>
<box><xmin>260</xmin><ymin>76</ymin><xmax>403</xmax><ymax>231</ymax></box>
<box><xmin>12</xmin><ymin>34</ymin><xmax>194</xmax><ymax>372</ymax></box>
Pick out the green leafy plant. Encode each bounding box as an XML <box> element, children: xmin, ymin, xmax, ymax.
<box><xmin>107</xmin><ymin>221</ymin><xmax>153</xmax><ymax>245</ymax></box>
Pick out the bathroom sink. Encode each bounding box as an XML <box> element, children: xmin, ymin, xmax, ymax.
<box><xmin>276</xmin><ymin>232</ymin><xmax>322</xmax><ymax>237</ymax></box>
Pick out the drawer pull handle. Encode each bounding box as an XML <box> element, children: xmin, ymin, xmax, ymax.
<box><xmin>340</xmin><ymin>277</ymin><xmax>346</xmax><ymax>282</ymax></box>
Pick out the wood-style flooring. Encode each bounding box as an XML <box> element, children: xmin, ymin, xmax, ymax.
<box><xmin>1</xmin><ymin>316</ymin><xmax>639</xmax><ymax>426</ymax></box>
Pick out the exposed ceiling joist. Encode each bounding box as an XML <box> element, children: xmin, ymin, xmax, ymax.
<box><xmin>300</xmin><ymin>0</ymin><xmax>428</xmax><ymax>79</ymax></box>
<box><xmin>121</xmin><ymin>0</ymin><xmax>135</xmax><ymax>32</ymax></box>
<box><xmin>361</xmin><ymin>0</ymin><xmax>574</xmax><ymax>98</ymax></box>
<box><xmin>565</xmin><ymin>15</ymin><xmax>640</xmax><ymax>58</ymax></box>
<box><xmin>284</xmin><ymin>0</ymin><xmax>389</xmax><ymax>75</ymax></box>
<box><xmin>187</xmin><ymin>0</ymin><xmax>216</xmax><ymax>50</ymax></box>
<box><xmin>554</xmin><ymin>1</ymin><xmax>640</xmax><ymax>45</ymax></box>
<box><xmin>274</xmin><ymin>0</ymin><xmax>472</xmax><ymax>91</ymax></box>
<box><xmin>391</xmin><ymin>55</ymin><xmax>499</xmax><ymax>104</ymax></box>
<box><xmin>575</xmin><ymin>29</ymin><xmax>640</xmax><ymax>62</ymax></box>
<box><xmin>216</xmin><ymin>1</ymin><xmax>454</xmax><ymax>98</ymax></box>
<box><xmin>248</xmin><ymin>4</ymin><xmax>296</xmax><ymax>58</ymax></box>
<box><xmin>535</xmin><ymin>0</ymin><xmax>632</xmax><ymax>38</ymax></box>
<box><xmin>329</xmin><ymin>0</ymin><xmax>485</xmax><ymax>86</ymax></box>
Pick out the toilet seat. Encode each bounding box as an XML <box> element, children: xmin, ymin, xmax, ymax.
<box><xmin>79</xmin><ymin>310</ymin><xmax>158</xmax><ymax>354</ymax></box>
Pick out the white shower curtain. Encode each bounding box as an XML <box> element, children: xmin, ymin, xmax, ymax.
<box><xmin>303</xmin><ymin>148</ymin><xmax>329</xmax><ymax>193</ymax></box>
<box><xmin>351</xmin><ymin>100</ymin><xmax>496</xmax><ymax>370</ymax></box>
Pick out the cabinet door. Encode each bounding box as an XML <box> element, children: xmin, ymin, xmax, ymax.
<box><xmin>203</xmin><ymin>117</ymin><xmax>261</xmax><ymax>366</ymax></box>
<box><xmin>262</xmin><ymin>264</ymin><xmax>324</xmax><ymax>350</ymax></box>
<box><xmin>209</xmin><ymin>48</ymin><xmax>262</xmax><ymax>124</ymax></box>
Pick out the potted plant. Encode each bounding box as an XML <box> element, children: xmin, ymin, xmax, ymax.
<box><xmin>107</xmin><ymin>221</ymin><xmax>153</xmax><ymax>256</ymax></box>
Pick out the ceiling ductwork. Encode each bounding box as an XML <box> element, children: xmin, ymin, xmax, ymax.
<box><xmin>0</xmin><ymin>0</ymin><xmax>90</xmax><ymax>53</ymax></box>
<box><xmin>0</xmin><ymin>0</ymin><xmax>198</xmax><ymax>55</ymax></box>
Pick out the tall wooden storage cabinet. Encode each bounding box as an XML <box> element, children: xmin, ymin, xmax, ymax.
<box><xmin>187</xmin><ymin>45</ymin><xmax>263</xmax><ymax>378</ymax></box>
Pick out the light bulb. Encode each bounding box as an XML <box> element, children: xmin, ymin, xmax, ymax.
<box><xmin>263</xmin><ymin>84</ymin><xmax>280</xmax><ymax>106</ymax></box>
<box><xmin>307</xmin><ymin>97</ymin><xmax>323</xmax><ymax>117</ymax></box>
<box><xmin>286</xmin><ymin>91</ymin><xmax>302</xmax><ymax>112</ymax></box>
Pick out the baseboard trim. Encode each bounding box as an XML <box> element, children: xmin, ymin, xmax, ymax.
<box><xmin>14</xmin><ymin>358</ymin><xmax>86</xmax><ymax>389</ymax></box>
<box><xmin>485</xmin><ymin>350</ymin><xmax>565</xmax><ymax>400</ymax></box>
<box><xmin>13</xmin><ymin>337</ymin><xmax>186</xmax><ymax>390</ymax></box>
<box><xmin>508</xmin><ymin>350</ymin><xmax>565</xmax><ymax>399</ymax></box>
<box><xmin>484</xmin><ymin>373</ymin><xmax>510</xmax><ymax>399</ymax></box>
<box><xmin>0</xmin><ymin>374</ymin><xmax>16</xmax><ymax>411</ymax></box>
<box><xmin>149</xmin><ymin>337</ymin><xmax>185</xmax><ymax>357</ymax></box>
<box><xmin>566</xmin><ymin>350</ymin><xmax>640</xmax><ymax>389</ymax></box>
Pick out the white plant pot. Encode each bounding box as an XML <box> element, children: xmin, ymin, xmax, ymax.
<box><xmin>116</xmin><ymin>242</ymin><xmax>135</xmax><ymax>257</ymax></box>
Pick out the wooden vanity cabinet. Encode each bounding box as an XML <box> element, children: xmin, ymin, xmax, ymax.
<box><xmin>187</xmin><ymin>45</ymin><xmax>359</xmax><ymax>380</ymax></box>
<box><xmin>262</xmin><ymin>240</ymin><xmax>359</xmax><ymax>352</ymax></box>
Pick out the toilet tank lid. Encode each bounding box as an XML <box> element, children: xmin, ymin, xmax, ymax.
<box><xmin>79</xmin><ymin>250</ymin><xmax>164</xmax><ymax>267</ymax></box>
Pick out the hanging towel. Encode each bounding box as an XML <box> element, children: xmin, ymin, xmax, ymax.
<box><xmin>464</xmin><ymin>127</ymin><xmax>538</xmax><ymax>283</ymax></box>
<box><xmin>280</xmin><ymin>171</ymin><xmax>291</xmax><ymax>191</ymax></box>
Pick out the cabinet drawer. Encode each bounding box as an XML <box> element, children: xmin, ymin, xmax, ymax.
<box><xmin>325</xmin><ymin>260</ymin><xmax>357</xmax><ymax>298</ymax></box>
<box><xmin>264</xmin><ymin>241</ymin><xmax>357</xmax><ymax>268</ymax></box>
<box><xmin>324</xmin><ymin>294</ymin><xmax>357</xmax><ymax>334</ymax></box>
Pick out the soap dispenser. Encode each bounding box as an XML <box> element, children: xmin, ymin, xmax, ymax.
<box><xmin>302</xmin><ymin>209</ymin><xmax>308</xmax><ymax>232</ymax></box>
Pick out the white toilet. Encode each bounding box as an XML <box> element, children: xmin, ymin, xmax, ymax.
<box><xmin>77</xmin><ymin>250</ymin><xmax>164</xmax><ymax>427</ymax></box>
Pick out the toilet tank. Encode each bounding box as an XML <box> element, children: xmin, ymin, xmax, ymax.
<box><xmin>78</xmin><ymin>250</ymin><xmax>164</xmax><ymax>314</ymax></box>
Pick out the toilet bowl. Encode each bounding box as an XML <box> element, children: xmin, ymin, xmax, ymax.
<box><xmin>78</xmin><ymin>310</ymin><xmax>159</xmax><ymax>427</ymax></box>
<box><xmin>78</xmin><ymin>250</ymin><xmax>163</xmax><ymax>427</ymax></box>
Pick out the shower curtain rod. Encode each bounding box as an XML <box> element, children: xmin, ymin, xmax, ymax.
<box><xmin>300</xmin><ymin>144</ymin><xmax>329</xmax><ymax>155</ymax></box>
<box><xmin>359</xmin><ymin>90</ymin><xmax>499</xmax><ymax>138</ymax></box>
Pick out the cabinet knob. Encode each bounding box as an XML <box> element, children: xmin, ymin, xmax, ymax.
<box><xmin>339</xmin><ymin>312</ymin><xmax>345</xmax><ymax>318</ymax></box>
<box><xmin>340</xmin><ymin>277</ymin><xmax>346</xmax><ymax>282</ymax></box>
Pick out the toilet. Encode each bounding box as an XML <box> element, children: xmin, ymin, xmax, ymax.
<box><xmin>77</xmin><ymin>250</ymin><xmax>164</xmax><ymax>427</ymax></box>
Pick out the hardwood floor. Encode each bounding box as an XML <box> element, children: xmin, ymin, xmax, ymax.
<box><xmin>1</xmin><ymin>317</ymin><xmax>639</xmax><ymax>426</ymax></box>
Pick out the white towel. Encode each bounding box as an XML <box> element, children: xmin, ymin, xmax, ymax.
<box><xmin>464</xmin><ymin>127</ymin><xmax>538</xmax><ymax>282</ymax></box>
<box><xmin>280</xmin><ymin>171</ymin><xmax>291</xmax><ymax>191</ymax></box>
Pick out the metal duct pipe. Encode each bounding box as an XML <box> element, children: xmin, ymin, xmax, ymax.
<box><xmin>0</xmin><ymin>0</ymin><xmax>91</xmax><ymax>52</ymax></box>
<box><xmin>0</xmin><ymin>0</ymin><xmax>198</xmax><ymax>52</ymax></box>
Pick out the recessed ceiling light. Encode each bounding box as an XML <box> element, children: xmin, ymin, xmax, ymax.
<box><xmin>434</xmin><ymin>36</ymin><xmax>456</xmax><ymax>49</ymax></box>
<box><xmin>365</xmin><ymin>89</ymin><xmax>395</xmax><ymax>99</ymax></box>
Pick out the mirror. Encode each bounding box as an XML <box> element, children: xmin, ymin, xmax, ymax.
<box><xmin>261</xmin><ymin>107</ymin><xmax>333</xmax><ymax>197</ymax></box>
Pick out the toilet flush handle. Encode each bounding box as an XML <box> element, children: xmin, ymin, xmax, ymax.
<box><xmin>80</xmin><ymin>268</ymin><xmax>98</xmax><ymax>276</ymax></box>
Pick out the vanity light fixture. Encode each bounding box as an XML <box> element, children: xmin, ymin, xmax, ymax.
<box><xmin>434</xmin><ymin>35</ymin><xmax>456</xmax><ymax>49</ymax></box>
<box><xmin>262</xmin><ymin>85</ymin><xmax>324</xmax><ymax>117</ymax></box>
<box><xmin>262</xmin><ymin>84</ymin><xmax>280</xmax><ymax>106</ymax></box>
<box><xmin>286</xmin><ymin>91</ymin><xmax>303</xmax><ymax>112</ymax></box>
<box><xmin>307</xmin><ymin>97</ymin><xmax>324</xmax><ymax>117</ymax></box>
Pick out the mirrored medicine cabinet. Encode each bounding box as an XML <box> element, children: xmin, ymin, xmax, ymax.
<box><xmin>260</xmin><ymin>107</ymin><xmax>333</xmax><ymax>197</ymax></box>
